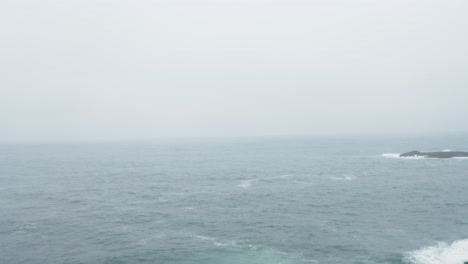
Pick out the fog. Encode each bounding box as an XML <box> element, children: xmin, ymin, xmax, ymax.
<box><xmin>1</xmin><ymin>0</ymin><xmax>468</xmax><ymax>142</ymax></box>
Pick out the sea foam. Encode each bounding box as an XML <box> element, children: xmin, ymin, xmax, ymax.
<box><xmin>237</xmin><ymin>179</ymin><xmax>255</xmax><ymax>189</ymax></box>
<box><xmin>237</xmin><ymin>175</ymin><xmax>293</xmax><ymax>189</ymax></box>
<box><xmin>188</xmin><ymin>233</ymin><xmax>317</xmax><ymax>263</ymax></box>
<box><xmin>382</xmin><ymin>153</ymin><xmax>468</xmax><ymax>160</ymax></box>
<box><xmin>382</xmin><ymin>153</ymin><xmax>401</xmax><ymax>158</ymax></box>
<box><xmin>403</xmin><ymin>239</ymin><xmax>468</xmax><ymax>264</ymax></box>
<box><xmin>381</xmin><ymin>153</ymin><xmax>425</xmax><ymax>159</ymax></box>
<box><xmin>330</xmin><ymin>175</ymin><xmax>355</xmax><ymax>181</ymax></box>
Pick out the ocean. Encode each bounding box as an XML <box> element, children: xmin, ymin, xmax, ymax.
<box><xmin>1</xmin><ymin>135</ymin><xmax>468</xmax><ymax>264</ymax></box>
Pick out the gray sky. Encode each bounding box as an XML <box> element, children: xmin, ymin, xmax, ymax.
<box><xmin>2</xmin><ymin>0</ymin><xmax>468</xmax><ymax>142</ymax></box>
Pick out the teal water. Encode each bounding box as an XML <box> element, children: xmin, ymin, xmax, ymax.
<box><xmin>1</xmin><ymin>135</ymin><xmax>468</xmax><ymax>264</ymax></box>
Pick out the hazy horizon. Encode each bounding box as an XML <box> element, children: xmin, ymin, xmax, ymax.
<box><xmin>2</xmin><ymin>0</ymin><xmax>468</xmax><ymax>142</ymax></box>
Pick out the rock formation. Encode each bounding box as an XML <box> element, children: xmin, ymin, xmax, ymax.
<box><xmin>400</xmin><ymin>150</ymin><xmax>468</xmax><ymax>159</ymax></box>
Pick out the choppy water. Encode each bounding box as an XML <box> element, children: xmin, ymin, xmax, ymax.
<box><xmin>1</xmin><ymin>135</ymin><xmax>468</xmax><ymax>264</ymax></box>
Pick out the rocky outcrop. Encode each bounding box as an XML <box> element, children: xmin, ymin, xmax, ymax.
<box><xmin>400</xmin><ymin>150</ymin><xmax>468</xmax><ymax>159</ymax></box>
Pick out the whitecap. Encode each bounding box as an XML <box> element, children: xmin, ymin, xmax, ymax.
<box><xmin>402</xmin><ymin>156</ymin><xmax>427</xmax><ymax>160</ymax></box>
<box><xmin>189</xmin><ymin>233</ymin><xmax>238</xmax><ymax>247</ymax></box>
<box><xmin>442</xmin><ymin>149</ymin><xmax>451</xmax><ymax>152</ymax></box>
<box><xmin>237</xmin><ymin>179</ymin><xmax>255</xmax><ymax>189</ymax></box>
<box><xmin>382</xmin><ymin>153</ymin><xmax>468</xmax><ymax>160</ymax></box>
<box><xmin>330</xmin><ymin>175</ymin><xmax>355</xmax><ymax>181</ymax></box>
<box><xmin>190</xmin><ymin>234</ymin><xmax>216</xmax><ymax>243</ymax></box>
<box><xmin>381</xmin><ymin>153</ymin><xmax>426</xmax><ymax>159</ymax></box>
<box><xmin>382</xmin><ymin>153</ymin><xmax>402</xmax><ymax>158</ymax></box>
<box><xmin>237</xmin><ymin>175</ymin><xmax>294</xmax><ymax>189</ymax></box>
<box><xmin>403</xmin><ymin>239</ymin><xmax>468</xmax><ymax>264</ymax></box>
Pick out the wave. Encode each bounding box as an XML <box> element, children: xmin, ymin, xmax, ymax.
<box><xmin>381</xmin><ymin>153</ymin><xmax>425</xmax><ymax>159</ymax></box>
<box><xmin>188</xmin><ymin>233</ymin><xmax>317</xmax><ymax>263</ymax></box>
<box><xmin>13</xmin><ymin>223</ymin><xmax>37</xmax><ymax>234</ymax></box>
<box><xmin>237</xmin><ymin>175</ymin><xmax>293</xmax><ymax>189</ymax></box>
<box><xmin>403</xmin><ymin>239</ymin><xmax>468</xmax><ymax>264</ymax></box>
<box><xmin>189</xmin><ymin>233</ymin><xmax>238</xmax><ymax>247</ymax></box>
<box><xmin>237</xmin><ymin>179</ymin><xmax>255</xmax><ymax>189</ymax></box>
<box><xmin>330</xmin><ymin>175</ymin><xmax>355</xmax><ymax>181</ymax></box>
<box><xmin>382</xmin><ymin>153</ymin><xmax>402</xmax><ymax>158</ymax></box>
<box><xmin>382</xmin><ymin>153</ymin><xmax>468</xmax><ymax>160</ymax></box>
<box><xmin>157</xmin><ymin>197</ymin><xmax>169</xmax><ymax>203</ymax></box>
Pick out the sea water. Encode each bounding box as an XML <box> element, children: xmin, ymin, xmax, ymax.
<box><xmin>1</xmin><ymin>135</ymin><xmax>468</xmax><ymax>264</ymax></box>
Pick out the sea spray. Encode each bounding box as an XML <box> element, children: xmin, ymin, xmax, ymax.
<box><xmin>403</xmin><ymin>239</ymin><xmax>468</xmax><ymax>264</ymax></box>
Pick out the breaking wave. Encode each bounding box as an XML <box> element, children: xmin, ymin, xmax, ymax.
<box><xmin>382</xmin><ymin>153</ymin><xmax>468</xmax><ymax>160</ymax></box>
<box><xmin>382</xmin><ymin>153</ymin><xmax>401</xmax><ymax>158</ymax></box>
<box><xmin>189</xmin><ymin>233</ymin><xmax>239</xmax><ymax>247</ymax></box>
<box><xmin>403</xmin><ymin>239</ymin><xmax>468</xmax><ymax>264</ymax></box>
<box><xmin>381</xmin><ymin>153</ymin><xmax>425</xmax><ymax>159</ymax></box>
<box><xmin>329</xmin><ymin>175</ymin><xmax>355</xmax><ymax>181</ymax></box>
<box><xmin>237</xmin><ymin>180</ymin><xmax>255</xmax><ymax>189</ymax></box>
<box><xmin>237</xmin><ymin>175</ymin><xmax>293</xmax><ymax>189</ymax></box>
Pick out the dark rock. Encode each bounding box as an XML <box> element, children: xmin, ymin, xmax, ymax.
<box><xmin>400</xmin><ymin>150</ymin><xmax>468</xmax><ymax>159</ymax></box>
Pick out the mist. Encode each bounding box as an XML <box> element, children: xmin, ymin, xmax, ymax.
<box><xmin>2</xmin><ymin>0</ymin><xmax>468</xmax><ymax>142</ymax></box>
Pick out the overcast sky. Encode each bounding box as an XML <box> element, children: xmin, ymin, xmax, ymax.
<box><xmin>1</xmin><ymin>0</ymin><xmax>468</xmax><ymax>142</ymax></box>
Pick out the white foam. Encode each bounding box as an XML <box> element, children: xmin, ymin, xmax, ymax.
<box><xmin>188</xmin><ymin>233</ymin><xmax>317</xmax><ymax>263</ymax></box>
<box><xmin>222</xmin><ymin>245</ymin><xmax>317</xmax><ymax>263</ymax></box>
<box><xmin>237</xmin><ymin>175</ymin><xmax>294</xmax><ymax>189</ymax></box>
<box><xmin>382</xmin><ymin>153</ymin><xmax>468</xmax><ymax>160</ymax></box>
<box><xmin>382</xmin><ymin>153</ymin><xmax>402</xmax><ymax>158</ymax></box>
<box><xmin>190</xmin><ymin>234</ymin><xmax>217</xmax><ymax>243</ymax></box>
<box><xmin>381</xmin><ymin>153</ymin><xmax>426</xmax><ymax>159</ymax></box>
<box><xmin>403</xmin><ymin>239</ymin><xmax>468</xmax><ymax>264</ymax></box>
<box><xmin>189</xmin><ymin>233</ymin><xmax>239</xmax><ymax>247</ymax></box>
<box><xmin>330</xmin><ymin>175</ymin><xmax>355</xmax><ymax>181</ymax></box>
<box><xmin>442</xmin><ymin>149</ymin><xmax>451</xmax><ymax>152</ymax></box>
<box><xmin>402</xmin><ymin>156</ymin><xmax>426</xmax><ymax>160</ymax></box>
<box><xmin>237</xmin><ymin>180</ymin><xmax>255</xmax><ymax>189</ymax></box>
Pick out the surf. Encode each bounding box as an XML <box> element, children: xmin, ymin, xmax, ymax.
<box><xmin>403</xmin><ymin>239</ymin><xmax>468</xmax><ymax>264</ymax></box>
